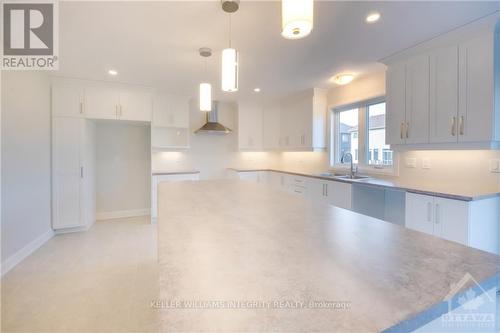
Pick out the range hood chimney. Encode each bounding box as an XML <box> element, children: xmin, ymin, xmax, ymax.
<box><xmin>195</xmin><ymin>101</ymin><xmax>232</xmax><ymax>134</ymax></box>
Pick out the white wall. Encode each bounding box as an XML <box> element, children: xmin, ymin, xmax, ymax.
<box><xmin>96</xmin><ymin>122</ymin><xmax>151</xmax><ymax>216</ymax></box>
<box><xmin>1</xmin><ymin>71</ymin><xmax>52</xmax><ymax>263</ymax></box>
<box><xmin>152</xmin><ymin>100</ymin><xmax>280</xmax><ymax>179</ymax></box>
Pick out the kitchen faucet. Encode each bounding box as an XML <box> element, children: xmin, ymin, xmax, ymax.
<box><xmin>341</xmin><ymin>152</ymin><xmax>358</xmax><ymax>179</ymax></box>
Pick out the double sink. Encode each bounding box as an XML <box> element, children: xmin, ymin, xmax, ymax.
<box><xmin>319</xmin><ymin>172</ymin><xmax>371</xmax><ymax>181</ymax></box>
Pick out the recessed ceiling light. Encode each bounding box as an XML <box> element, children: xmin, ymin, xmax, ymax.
<box><xmin>366</xmin><ymin>12</ymin><xmax>381</xmax><ymax>24</ymax></box>
<box><xmin>253</xmin><ymin>88</ymin><xmax>261</xmax><ymax>92</ymax></box>
<box><xmin>108</xmin><ymin>69</ymin><xmax>118</xmax><ymax>76</ymax></box>
<box><xmin>333</xmin><ymin>73</ymin><xmax>355</xmax><ymax>85</ymax></box>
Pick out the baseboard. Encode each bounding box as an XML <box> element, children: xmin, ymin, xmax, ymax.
<box><xmin>54</xmin><ymin>223</ymin><xmax>93</xmax><ymax>234</ymax></box>
<box><xmin>1</xmin><ymin>229</ymin><xmax>54</xmax><ymax>277</ymax></box>
<box><xmin>96</xmin><ymin>208</ymin><xmax>150</xmax><ymax>221</ymax></box>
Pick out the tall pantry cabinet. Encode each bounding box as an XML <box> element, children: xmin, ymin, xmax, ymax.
<box><xmin>52</xmin><ymin>117</ymin><xmax>96</xmax><ymax>230</ymax></box>
<box><xmin>51</xmin><ymin>79</ymin><xmax>96</xmax><ymax>231</ymax></box>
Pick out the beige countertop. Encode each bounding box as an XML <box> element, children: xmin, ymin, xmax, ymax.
<box><xmin>157</xmin><ymin>180</ymin><xmax>499</xmax><ymax>332</ymax></box>
<box><xmin>228</xmin><ymin>168</ymin><xmax>500</xmax><ymax>201</ymax></box>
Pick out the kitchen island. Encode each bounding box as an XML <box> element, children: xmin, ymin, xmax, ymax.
<box><xmin>157</xmin><ymin>180</ymin><xmax>499</xmax><ymax>332</ymax></box>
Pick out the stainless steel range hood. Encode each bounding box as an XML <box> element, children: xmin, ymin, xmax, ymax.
<box><xmin>194</xmin><ymin>102</ymin><xmax>232</xmax><ymax>134</ymax></box>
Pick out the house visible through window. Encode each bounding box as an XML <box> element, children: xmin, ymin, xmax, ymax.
<box><xmin>337</xmin><ymin>108</ymin><xmax>358</xmax><ymax>164</ymax></box>
<box><xmin>331</xmin><ymin>99</ymin><xmax>394</xmax><ymax>170</ymax></box>
<box><xmin>367</xmin><ymin>102</ymin><xmax>393</xmax><ymax>166</ymax></box>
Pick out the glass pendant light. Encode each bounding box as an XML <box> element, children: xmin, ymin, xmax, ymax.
<box><xmin>221</xmin><ymin>3</ymin><xmax>239</xmax><ymax>92</ymax></box>
<box><xmin>199</xmin><ymin>47</ymin><xmax>212</xmax><ymax>112</ymax></box>
<box><xmin>281</xmin><ymin>0</ymin><xmax>314</xmax><ymax>40</ymax></box>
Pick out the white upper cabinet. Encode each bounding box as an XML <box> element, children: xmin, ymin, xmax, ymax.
<box><xmin>458</xmin><ymin>33</ymin><xmax>495</xmax><ymax>143</ymax></box>
<box><xmin>152</xmin><ymin>93</ymin><xmax>189</xmax><ymax>128</ymax></box>
<box><xmin>151</xmin><ymin>93</ymin><xmax>190</xmax><ymax>150</ymax></box>
<box><xmin>119</xmin><ymin>90</ymin><xmax>152</xmax><ymax>122</ymax></box>
<box><xmin>385</xmin><ymin>21</ymin><xmax>500</xmax><ymax>148</ymax></box>
<box><xmin>85</xmin><ymin>86</ymin><xmax>121</xmax><ymax>120</ymax></box>
<box><xmin>53</xmin><ymin>78</ymin><xmax>153</xmax><ymax>122</ymax></box>
<box><xmin>385</xmin><ymin>62</ymin><xmax>406</xmax><ymax>145</ymax></box>
<box><xmin>274</xmin><ymin>88</ymin><xmax>327</xmax><ymax>151</ymax></box>
<box><xmin>405</xmin><ymin>54</ymin><xmax>430</xmax><ymax>144</ymax></box>
<box><xmin>386</xmin><ymin>55</ymin><xmax>430</xmax><ymax>145</ymax></box>
<box><xmin>238</xmin><ymin>101</ymin><xmax>263</xmax><ymax>151</ymax></box>
<box><xmin>52</xmin><ymin>80</ymin><xmax>85</xmax><ymax>118</ymax></box>
<box><xmin>430</xmin><ymin>45</ymin><xmax>459</xmax><ymax>143</ymax></box>
<box><xmin>262</xmin><ymin>103</ymin><xmax>281</xmax><ymax>150</ymax></box>
<box><xmin>237</xmin><ymin>88</ymin><xmax>326</xmax><ymax>152</ymax></box>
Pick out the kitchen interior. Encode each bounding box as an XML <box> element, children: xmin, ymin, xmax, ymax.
<box><xmin>2</xmin><ymin>1</ymin><xmax>500</xmax><ymax>332</ymax></box>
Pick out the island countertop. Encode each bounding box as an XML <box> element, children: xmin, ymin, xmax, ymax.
<box><xmin>157</xmin><ymin>180</ymin><xmax>499</xmax><ymax>332</ymax></box>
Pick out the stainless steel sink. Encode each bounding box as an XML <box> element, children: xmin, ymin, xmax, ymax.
<box><xmin>319</xmin><ymin>172</ymin><xmax>370</xmax><ymax>180</ymax></box>
<box><xmin>334</xmin><ymin>175</ymin><xmax>370</xmax><ymax>180</ymax></box>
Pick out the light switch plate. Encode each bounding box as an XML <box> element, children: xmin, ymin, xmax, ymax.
<box><xmin>422</xmin><ymin>157</ymin><xmax>431</xmax><ymax>169</ymax></box>
<box><xmin>490</xmin><ymin>159</ymin><xmax>500</xmax><ymax>173</ymax></box>
<box><xmin>405</xmin><ymin>157</ymin><xmax>417</xmax><ymax>168</ymax></box>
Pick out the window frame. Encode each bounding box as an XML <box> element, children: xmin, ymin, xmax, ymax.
<box><xmin>330</xmin><ymin>97</ymin><xmax>398</xmax><ymax>175</ymax></box>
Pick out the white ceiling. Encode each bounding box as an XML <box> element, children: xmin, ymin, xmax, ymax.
<box><xmin>57</xmin><ymin>1</ymin><xmax>500</xmax><ymax>101</ymax></box>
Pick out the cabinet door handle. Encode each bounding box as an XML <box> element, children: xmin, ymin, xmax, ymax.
<box><xmin>79</xmin><ymin>101</ymin><xmax>84</xmax><ymax>114</ymax></box>
<box><xmin>115</xmin><ymin>105</ymin><xmax>119</xmax><ymax>118</ymax></box>
<box><xmin>400</xmin><ymin>122</ymin><xmax>404</xmax><ymax>140</ymax></box>
<box><xmin>325</xmin><ymin>184</ymin><xmax>328</xmax><ymax>197</ymax></box>
<box><xmin>80</xmin><ymin>166</ymin><xmax>84</xmax><ymax>179</ymax></box>
<box><xmin>427</xmin><ymin>202</ymin><xmax>432</xmax><ymax>222</ymax></box>
<box><xmin>406</xmin><ymin>122</ymin><xmax>410</xmax><ymax>139</ymax></box>
<box><xmin>435</xmin><ymin>203</ymin><xmax>440</xmax><ymax>224</ymax></box>
<box><xmin>459</xmin><ymin>116</ymin><xmax>464</xmax><ymax>135</ymax></box>
<box><xmin>451</xmin><ymin>116</ymin><xmax>456</xmax><ymax>136</ymax></box>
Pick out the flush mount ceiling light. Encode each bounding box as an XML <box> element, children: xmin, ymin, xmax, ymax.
<box><xmin>366</xmin><ymin>12</ymin><xmax>381</xmax><ymax>23</ymax></box>
<box><xmin>221</xmin><ymin>1</ymin><xmax>239</xmax><ymax>92</ymax></box>
<box><xmin>253</xmin><ymin>88</ymin><xmax>261</xmax><ymax>92</ymax></box>
<box><xmin>221</xmin><ymin>0</ymin><xmax>239</xmax><ymax>13</ymax></box>
<box><xmin>199</xmin><ymin>47</ymin><xmax>212</xmax><ymax>112</ymax></box>
<box><xmin>281</xmin><ymin>0</ymin><xmax>314</xmax><ymax>40</ymax></box>
<box><xmin>333</xmin><ymin>73</ymin><xmax>355</xmax><ymax>85</ymax></box>
<box><xmin>108</xmin><ymin>69</ymin><xmax>118</xmax><ymax>76</ymax></box>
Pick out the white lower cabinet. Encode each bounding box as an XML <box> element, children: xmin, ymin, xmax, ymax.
<box><xmin>286</xmin><ymin>175</ymin><xmax>309</xmax><ymax>197</ymax></box>
<box><xmin>237</xmin><ymin>171</ymin><xmax>262</xmax><ymax>183</ymax></box>
<box><xmin>308</xmin><ymin>178</ymin><xmax>352</xmax><ymax>210</ymax></box>
<box><xmin>151</xmin><ymin>173</ymin><xmax>200</xmax><ymax>221</ymax></box>
<box><xmin>235</xmin><ymin>171</ymin><xmax>352</xmax><ymax>210</ymax></box>
<box><xmin>405</xmin><ymin>193</ymin><xmax>499</xmax><ymax>254</ymax></box>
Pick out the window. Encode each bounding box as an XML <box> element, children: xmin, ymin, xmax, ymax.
<box><xmin>367</xmin><ymin>102</ymin><xmax>393</xmax><ymax>166</ymax></box>
<box><xmin>331</xmin><ymin>98</ymin><xmax>394</xmax><ymax>171</ymax></box>
<box><xmin>334</xmin><ymin>108</ymin><xmax>359</xmax><ymax>164</ymax></box>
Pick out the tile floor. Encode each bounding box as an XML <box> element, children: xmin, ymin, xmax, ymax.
<box><xmin>1</xmin><ymin>216</ymin><xmax>159</xmax><ymax>332</ymax></box>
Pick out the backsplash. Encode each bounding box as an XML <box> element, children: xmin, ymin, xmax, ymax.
<box><xmin>276</xmin><ymin>150</ymin><xmax>500</xmax><ymax>192</ymax></box>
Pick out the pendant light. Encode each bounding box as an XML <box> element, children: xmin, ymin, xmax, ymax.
<box><xmin>199</xmin><ymin>47</ymin><xmax>212</xmax><ymax>112</ymax></box>
<box><xmin>221</xmin><ymin>1</ymin><xmax>239</xmax><ymax>92</ymax></box>
<box><xmin>281</xmin><ymin>0</ymin><xmax>314</xmax><ymax>40</ymax></box>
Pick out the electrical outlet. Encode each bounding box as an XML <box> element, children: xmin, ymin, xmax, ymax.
<box><xmin>422</xmin><ymin>157</ymin><xmax>431</xmax><ymax>169</ymax></box>
<box><xmin>405</xmin><ymin>157</ymin><xmax>417</xmax><ymax>168</ymax></box>
<box><xmin>490</xmin><ymin>159</ymin><xmax>500</xmax><ymax>173</ymax></box>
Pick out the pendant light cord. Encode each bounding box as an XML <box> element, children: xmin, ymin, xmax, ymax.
<box><xmin>228</xmin><ymin>14</ymin><xmax>232</xmax><ymax>48</ymax></box>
